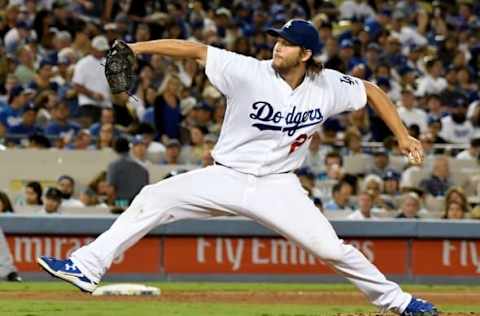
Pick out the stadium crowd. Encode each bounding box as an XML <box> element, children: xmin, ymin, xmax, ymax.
<box><xmin>0</xmin><ymin>0</ymin><xmax>480</xmax><ymax>221</ymax></box>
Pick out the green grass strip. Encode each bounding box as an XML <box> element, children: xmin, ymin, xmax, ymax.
<box><xmin>1</xmin><ymin>282</ymin><xmax>480</xmax><ymax>293</ymax></box>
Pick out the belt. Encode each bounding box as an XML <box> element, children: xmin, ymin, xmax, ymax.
<box><xmin>213</xmin><ymin>161</ymin><xmax>291</xmax><ymax>174</ymax></box>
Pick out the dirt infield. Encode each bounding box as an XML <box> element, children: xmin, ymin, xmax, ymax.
<box><xmin>1</xmin><ymin>290</ymin><xmax>479</xmax><ymax>315</ymax></box>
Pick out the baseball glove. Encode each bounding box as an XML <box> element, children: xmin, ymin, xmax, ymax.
<box><xmin>104</xmin><ymin>40</ymin><xmax>137</xmax><ymax>94</ymax></box>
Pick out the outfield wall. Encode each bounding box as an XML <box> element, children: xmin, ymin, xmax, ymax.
<box><xmin>1</xmin><ymin>215</ymin><xmax>480</xmax><ymax>284</ymax></box>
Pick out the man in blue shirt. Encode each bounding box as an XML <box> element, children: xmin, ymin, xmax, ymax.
<box><xmin>89</xmin><ymin>108</ymin><xmax>119</xmax><ymax>137</ymax></box>
<box><xmin>7</xmin><ymin>103</ymin><xmax>43</xmax><ymax>140</ymax></box>
<box><xmin>0</xmin><ymin>86</ymin><xmax>34</xmax><ymax>130</ymax></box>
<box><xmin>45</xmin><ymin>102</ymin><xmax>80</xmax><ymax>140</ymax></box>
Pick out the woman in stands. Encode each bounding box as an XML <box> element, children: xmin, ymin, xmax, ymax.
<box><xmin>445</xmin><ymin>187</ymin><xmax>468</xmax><ymax>209</ymax></box>
<box><xmin>15</xmin><ymin>181</ymin><xmax>43</xmax><ymax>208</ymax></box>
<box><xmin>443</xmin><ymin>201</ymin><xmax>469</xmax><ymax>220</ymax></box>
<box><xmin>0</xmin><ymin>191</ymin><xmax>14</xmax><ymax>213</ymax></box>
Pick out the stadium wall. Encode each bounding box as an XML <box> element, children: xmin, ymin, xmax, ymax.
<box><xmin>1</xmin><ymin>215</ymin><xmax>480</xmax><ymax>284</ymax></box>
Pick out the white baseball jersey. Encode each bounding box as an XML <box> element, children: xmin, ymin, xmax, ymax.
<box><xmin>205</xmin><ymin>46</ymin><xmax>367</xmax><ymax>176</ymax></box>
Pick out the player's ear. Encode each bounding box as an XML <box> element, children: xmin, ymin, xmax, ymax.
<box><xmin>301</xmin><ymin>49</ymin><xmax>312</xmax><ymax>63</ymax></box>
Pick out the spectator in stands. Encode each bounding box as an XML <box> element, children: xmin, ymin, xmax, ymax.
<box><xmin>7</xmin><ymin>103</ymin><xmax>42</xmax><ymax>140</ymax></box>
<box><xmin>420</xmin><ymin>156</ymin><xmax>451</xmax><ymax>197</ymax></box>
<box><xmin>67</xmin><ymin>129</ymin><xmax>92</xmax><ymax>150</ymax></box>
<box><xmin>366</xmin><ymin>149</ymin><xmax>391</xmax><ymax>178</ymax></box>
<box><xmin>45</xmin><ymin>101</ymin><xmax>80</xmax><ymax>143</ymax></box>
<box><xmin>0</xmin><ymin>191</ymin><xmax>14</xmax><ymax>213</ymax></box>
<box><xmin>201</xmin><ymin>85</ymin><xmax>221</xmax><ymax>112</ymax></box>
<box><xmin>210</xmin><ymin>100</ymin><xmax>226</xmax><ymax>135</ymax></box>
<box><xmin>4</xmin><ymin>20</ymin><xmax>30</xmax><ymax>55</ymax></box>
<box><xmin>27</xmin><ymin>133</ymin><xmax>51</xmax><ymax>149</ymax></box>
<box><xmin>347</xmin><ymin>108</ymin><xmax>370</xmax><ymax>140</ymax></box>
<box><xmin>57</xmin><ymin>175</ymin><xmax>83</xmax><ymax>208</ymax></box>
<box><xmin>456</xmin><ymin>138</ymin><xmax>480</xmax><ymax>160</ymax></box>
<box><xmin>376</xmin><ymin>76</ymin><xmax>399</xmax><ymax>100</ymax></box>
<box><xmin>107</xmin><ymin>137</ymin><xmax>149</xmax><ymax>208</ymax></box>
<box><xmin>14</xmin><ymin>45</ymin><xmax>36</xmax><ymax>85</ymax></box>
<box><xmin>201</xmin><ymin>134</ymin><xmax>216</xmax><ymax>167</ymax></box>
<box><xmin>154</xmin><ymin>74</ymin><xmax>183</xmax><ymax>142</ymax></box>
<box><xmin>193</xmin><ymin>102</ymin><xmax>214</xmax><ymax>129</ymax></box>
<box><xmin>28</xmin><ymin>59</ymin><xmax>59</xmax><ymax>94</ymax></box>
<box><xmin>397</xmin><ymin>87</ymin><xmax>428</xmax><ymax>133</ymax></box>
<box><xmin>89</xmin><ymin>108</ymin><xmax>118</xmax><ymax>138</ymax></box>
<box><xmin>381</xmin><ymin>170</ymin><xmax>402</xmax><ymax>210</ymax></box>
<box><xmin>41</xmin><ymin>187</ymin><xmax>63</xmax><ymax>214</ymax></box>
<box><xmin>348</xmin><ymin>191</ymin><xmax>379</xmax><ymax>220</ymax></box>
<box><xmin>324</xmin><ymin>162</ymin><xmax>344</xmax><ymax>182</ymax></box>
<box><xmin>0</xmin><ymin>85</ymin><xmax>34</xmax><ymax>130</ymax></box>
<box><xmin>72</xmin><ymin>35</ymin><xmax>111</xmax><ymax>127</ymax></box>
<box><xmin>440</xmin><ymin>96</ymin><xmax>474</xmax><ymax>144</ymax></box>
<box><xmin>137</xmin><ymin>123</ymin><xmax>165</xmax><ymax>163</ymax></box>
<box><xmin>339</xmin><ymin>1</ymin><xmax>375</xmax><ymax>24</ymax></box>
<box><xmin>130</xmin><ymin>135</ymin><xmax>148</xmax><ymax>167</ymax></box>
<box><xmin>184</xmin><ymin>125</ymin><xmax>208</xmax><ymax>165</ymax></box>
<box><xmin>79</xmin><ymin>188</ymin><xmax>108</xmax><ymax>209</ymax></box>
<box><xmin>457</xmin><ymin>67</ymin><xmax>478</xmax><ymax>103</ymax></box>
<box><xmin>416</xmin><ymin>58</ymin><xmax>447</xmax><ymax>97</ymax></box>
<box><xmin>295</xmin><ymin>167</ymin><xmax>322</xmax><ymax>211</ymax></box>
<box><xmin>341</xmin><ymin>128</ymin><xmax>364</xmax><ymax>155</ymax></box>
<box><xmin>318</xmin><ymin>151</ymin><xmax>343</xmax><ymax>180</ymax></box>
<box><xmin>426</xmin><ymin>117</ymin><xmax>447</xmax><ymax>144</ymax></box>
<box><xmin>302</xmin><ymin>132</ymin><xmax>329</xmax><ymax>176</ymax></box>
<box><xmin>15</xmin><ymin>181</ymin><xmax>43</xmax><ymax>208</ymax></box>
<box><xmin>396</xmin><ymin>193</ymin><xmax>421</xmax><ymax>219</ymax></box>
<box><xmin>88</xmin><ymin>171</ymin><xmax>112</xmax><ymax>206</ymax></box>
<box><xmin>324</xmin><ymin>181</ymin><xmax>355</xmax><ymax>212</ymax></box>
<box><xmin>445</xmin><ymin>187</ymin><xmax>468</xmax><ymax>209</ymax></box>
<box><xmin>425</xmin><ymin>94</ymin><xmax>445</xmax><ymax>122</ymax></box>
<box><xmin>34</xmin><ymin>90</ymin><xmax>58</xmax><ymax>127</ymax></box>
<box><xmin>161</xmin><ymin>139</ymin><xmax>182</xmax><ymax>165</ymax></box>
<box><xmin>362</xmin><ymin>174</ymin><xmax>393</xmax><ymax>211</ymax></box>
<box><xmin>94</xmin><ymin>123</ymin><xmax>115</xmax><ymax>150</ymax></box>
<box><xmin>419</xmin><ymin>133</ymin><xmax>436</xmax><ymax>158</ymax></box>
<box><xmin>443</xmin><ymin>201</ymin><xmax>468</xmax><ymax>220</ymax></box>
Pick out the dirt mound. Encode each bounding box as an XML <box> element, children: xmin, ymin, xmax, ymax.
<box><xmin>1</xmin><ymin>290</ymin><xmax>478</xmax><ymax>315</ymax></box>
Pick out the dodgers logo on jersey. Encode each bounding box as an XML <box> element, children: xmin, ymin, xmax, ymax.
<box><xmin>249</xmin><ymin>101</ymin><xmax>323</xmax><ymax>136</ymax></box>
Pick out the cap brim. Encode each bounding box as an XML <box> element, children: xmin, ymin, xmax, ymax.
<box><xmin>266</xmin><ymin>28</ymin><xmax>302</xmax><ymax>47</ymax></box>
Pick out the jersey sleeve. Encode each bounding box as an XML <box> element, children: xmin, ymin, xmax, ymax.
<box><xmin>324</xmin><ymin>69</ymin><xmax>367</xmax><ymax>117</ymax></box>
<box><xmin>205</xmin><ymin>46</ymin><xmax>258</xmax><ymax>98</ymax></box>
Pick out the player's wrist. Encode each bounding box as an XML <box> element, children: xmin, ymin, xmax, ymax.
<box><xmin>128</xmin><ymin>43</ymin><xmax>141</xmax><ymax>55</ymax></box>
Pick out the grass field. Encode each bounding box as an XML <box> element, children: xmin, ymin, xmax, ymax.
<box><xmin>0</xmin><ymin>282</ymin><xmax>479</xmax><ymax>316</ymax></box>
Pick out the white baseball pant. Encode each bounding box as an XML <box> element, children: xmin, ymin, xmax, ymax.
<box><xmin>71</xmin><ymin>165</ymin><xmax>411</xmax><ymax>313</ymax></box>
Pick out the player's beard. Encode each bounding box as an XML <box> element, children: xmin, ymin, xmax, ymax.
<box><xmin>272</xmin><ymin>51</ymin><xmax>302</xmax><ymax>74</ymax></box>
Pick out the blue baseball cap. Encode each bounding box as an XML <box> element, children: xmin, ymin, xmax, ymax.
<box><xmin>22</xmin><ymin>102</ymin><xmax>37</xmax><ymax>114</ymax></box>
<box><xmin>376</xmin><ymin>76</ymin><xmax>391</xmax><ymax>89</ymax></box>
<box><xmin>267</xmin><ymin>19</ymin><xmax>322</xmax><ymax>56</ymax></box>
<box><xmin>131</xmin><ymin>135</ymin><xmax>146</xmax><ymax>145</ymax></box>
<box><xmin>295</xmin><ymin>167</ymin><xmax>315</xmax><ymax>179</ymax></box>
<box><xmin>340</xmin><ymin>39</ymin><xmax>353</xmax><ymax>49</ymax></box>
<box><xmin>383</xmin><ymin>169</ymin><xmax>400</xmax><ymax>181</ymax></box>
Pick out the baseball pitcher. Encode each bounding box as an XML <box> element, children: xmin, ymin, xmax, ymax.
<box><xmin>38</xmin><ymin>19</ymin><xmax>436</xmax><ymax>316</ymax></box>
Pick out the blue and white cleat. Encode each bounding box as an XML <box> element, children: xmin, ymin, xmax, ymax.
<box><xmin>401</xmin><ymin>297</ymin><xmax>439</xmax><ymax>316</ymax></box>
<box><xmin>37</xmin><ymin>256</ymin><xmax>98</xmax><ymax>293</ymax></box>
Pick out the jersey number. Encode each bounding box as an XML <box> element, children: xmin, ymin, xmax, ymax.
<box><xmin>289</xmin><ymin>133</ymin><xmax>312</xmax><ymax>154</ymax></box>
<box><xmin>340</xmin><ymin>75</ymin><xmax>358</xmax><ymax>85</ymax></box>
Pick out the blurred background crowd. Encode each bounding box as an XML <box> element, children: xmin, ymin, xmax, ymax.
<box><xmin>1</xmin><ymin>0</ymin><xmax>480</xmax><ymax>221</ymax></box>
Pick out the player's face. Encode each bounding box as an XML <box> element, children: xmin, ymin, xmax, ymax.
<box><xmin>272</xmin><ymin>38</ymin><xmax>304</xmax><ymax>71</ymax></box>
